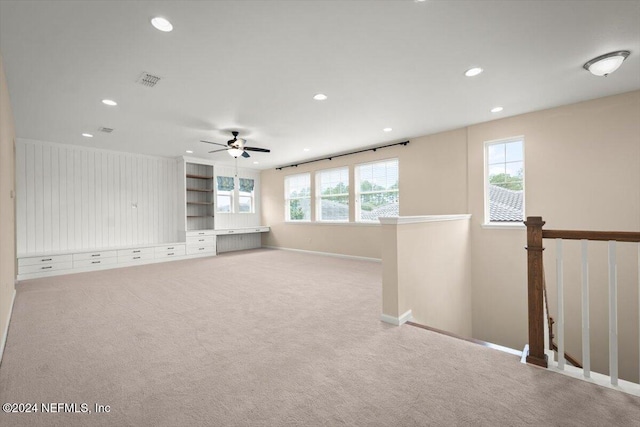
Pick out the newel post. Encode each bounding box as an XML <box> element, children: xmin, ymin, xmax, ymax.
<box><xmin>524</xmin><ymin>216</ymin><xmax>548</xmax><ymax>368</ymax></box>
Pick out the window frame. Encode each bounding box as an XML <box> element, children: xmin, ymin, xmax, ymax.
<box><xmin>354</xmin><ymin>158</ymin><xmax>399</xmax><ymax>223</ymax></box>
<box><xmin>284</xmin><ymin>172</ymin><xmax>312</xmax><ymax>222</ymax></box>
<box><xmin>215</xmin><ymin>176</ymin><xmax>235</xmax><ymax>214</ymax></box>
<box><xmin>483</xmin><ymin>136</ymin><xmax>526</xmax><ymax>226</ymax></box>
<box><xmin>238</xmin><ymin>177</ymin><xmax>255</xmax><ymax>214</ymax></box>
<box><xmin>315</xmin><ymin>166</ymin><xmax>350</xmax><ymax>222</ymax></box>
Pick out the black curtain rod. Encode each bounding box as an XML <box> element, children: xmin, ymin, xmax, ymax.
<box><xmin>275</xmin><ymin>140</ymin><xmax>410</xmax><ymax>170</ymax></box>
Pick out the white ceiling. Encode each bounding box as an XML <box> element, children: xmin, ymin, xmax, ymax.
<box><xmin>1</xmin><ymin>1</ymin><xmax>639</xmax><ymax>170</ymax></box>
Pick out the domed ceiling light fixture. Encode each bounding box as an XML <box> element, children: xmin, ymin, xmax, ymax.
<box><xmin>227</xmin><ymin>148</ymin><xmax>244</xmax><ymax>158</ymax></box>
<box><xmin>583</xmin><ymin>51</ymin><xmax>630</xmax><ymax>76</ymax></box>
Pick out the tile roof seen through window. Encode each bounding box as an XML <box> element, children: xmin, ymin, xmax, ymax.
<box><xmin>489</xmin><ymin>185</ymin><xmax>523</xmax><ymax>222</ymax></box>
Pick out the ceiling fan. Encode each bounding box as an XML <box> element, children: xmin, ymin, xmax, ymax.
<box><xmin>201</xmin><ymin>131</ymin><xmax>271</xmax><ymax>158</ymax></box>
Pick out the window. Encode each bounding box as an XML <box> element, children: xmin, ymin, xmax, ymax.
<box><xmin>216</xmin><ymin>176</ymin><xmax>234</xmax><ymax>213</ymax></box>
<box><xmin>285</xmin><ymin>173</ymin><xmax>311</xmax><ymax>221</ymax></box>
<box><xmin>239</xmin><ymin>178</ymin><xmax>255</xmax><ymax>213</ymax></box>
<box><xmin>355</xmin><ymin>159</ymin><xmax>399</xmax><ymax>222</ymax></box>
<box><xmin>316</xmin><ymin>167</ymin><xmax>349</xmax><ymax>221</ymax></box>
<box><xmin>485</xmin><ymin>137</ymin><xmax>524</xmax><ymax>223</ymax></box>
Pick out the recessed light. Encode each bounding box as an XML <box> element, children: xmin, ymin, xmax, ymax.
<box><xmin>464</xmin><ymin>67</ymin><xmax>483</xmax><ymax>77</ymax></box>
<box><xmin>313</xmin><ymin>93</ymin><xmax>327</xmax><ymax>101</ymax></box>
<box><xmin>151</xmin><ymin>17</ymin><xmax>173</xmax><ymax>32</ymax></box>
<box><xmin>303</xmin><ymin>148</ymin><xmax>310</xmax><ymax>152</ymax></box>
<box><xmin>102</xmin><ymin>99</ymin><xmax>117</xmax><ymax>106</ymax></box>
<box><xmin>491</xmin><ymin>106</ymin><xmax>504</xmax><ymax>113</ymax></box>
<box><xmin>253</xmin><ymin>161</ymin><xmax>259</xmax><ymax>164</ymax></box>
<box><xmin>82</xmin><ymin>133</ymin><xmax>93</xmax><ymax>138</ymax></box>
<box><xmin>383</xmin><ymin>127</ymin><xmax>393</xmax><ymax>132</ymax></box>
<box><xmin>185</xmin><ymin>150</ymin><xmax>193</xmax><ymax>154</ymax></box>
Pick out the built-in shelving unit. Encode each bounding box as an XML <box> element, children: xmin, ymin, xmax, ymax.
<box><xmin>185</xmin><ymin>163</ymin><xmax>214</xmax><ymax>231</ymax></box>
<box><xmin>178</xmin><ymin>158</ymin><xmax>216</xmax><ymax>236</ymax></box>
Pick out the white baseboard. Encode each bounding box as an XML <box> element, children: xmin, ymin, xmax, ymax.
<box><xmin>0</xmin><ymin>288</ymin><xmax>16</xmax><ymax>365</ymax></box>
<box><xmin>381</xmin><ymin>309</ymin><xmax>413</xmax><ymax>326</ymax></box>
<box><xmin>262</xmin><ymin>246</ymin><xmax>381</xmax><ymax>263</ymax></box>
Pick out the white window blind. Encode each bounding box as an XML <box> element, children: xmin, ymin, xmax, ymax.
<box><xmin>317</xmin><ymin>167</ymin><xmax>349</xmax><ymax>221</ymax></box>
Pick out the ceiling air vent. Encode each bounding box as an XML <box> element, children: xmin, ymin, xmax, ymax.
<box><xmin>136</xmin><ymin>72</ymin><xmax>161</xmax><ymax>87</ymax></box>
<box><xmin>99</xmin><ymin>127</ymin><xmax>114</xmax><ymax>133</ymax></box>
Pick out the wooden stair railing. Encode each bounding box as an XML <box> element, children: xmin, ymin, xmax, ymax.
<box><xmin>525</xmin><ymin>216</ymin><xmax>640</xmax><ymax>371</ymax></box>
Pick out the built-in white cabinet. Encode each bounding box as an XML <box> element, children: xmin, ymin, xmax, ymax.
<box><xmin>18</xmin><ymin>242</ymin><xmax>202</xmax><ymax>280</ymax></box>
<box><xmin>15</xmin><ymin>145</ymin><xmax>271</xmax><ymax>281</ymax></box>
<box><xmin>186</xmin><ymin>230</ymin><xmax>217</xmax><ymax>255</ymax></box>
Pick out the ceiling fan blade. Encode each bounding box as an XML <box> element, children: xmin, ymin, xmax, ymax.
<box><xmin>201</xmin><ymin>140</ymin><xmax>227</xmax><ymax>147</ymax></box>
<box><xmin>243</xmin><ymin>146</ymin><xmax>270</xmax><ymax>153</ymax></box>
<box><xmin>242</xmin><ymin>151</ymin><xmax>250</xmax><ymax>158</ymax></box>
<box><xmin>208</xmin><ymin>148</ymin><xmax>229</xmax><ymax>154</ymax></box>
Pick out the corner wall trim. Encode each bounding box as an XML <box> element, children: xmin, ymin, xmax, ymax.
<box><xmin>381</xmin><ymin>310</ymin><xmax>413</xmax><ymax>326</ymax></box>
<box><xmin>262</xmin><ymin>246</ymin><xmax>381</xmax><ymax>263</ymax></box>
<box><xmin>0</xmin><ymin>289</ymin><xmax>16</xmax><ymax>366</ymax></box>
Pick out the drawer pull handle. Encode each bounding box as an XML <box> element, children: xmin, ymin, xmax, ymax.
<box><xmin>92</xmin><ymin>261</ymin><xmax>100</xmax><ymax>264</ymax></box>
<box><xmin>229</xmin><ymin>230</ymin><xmax>234</xmax><ymax>233</ymax></box>
<box><xmin>167</xmin><ymin>247</ymin><xmax>174</xmax><ymax>250</ymax></box>
<box><xmin>168</xmin><ymin>253</ymin><xmax>174</xmax><ymax>256</ymax></box>
<box><xmin>133</xmin><ymin>256</ymin><xmax>141</xmax><ymax>260</ymax></box>
<box><xmin>42</xmin><ymin>258</ymin><xmax>52</xmax><ymax>261</ymax></box>
<box><xmin>91</xmin><ymin>254</ymin><xmax>100</xmax><ymax>257</ymax></box>
<box><xmin>199</xmin><ymin>247</ymin><xmax>204</xmax><ymax>251</ymax></box>
<box><xmin>198</xmin><ymin>239</ymin><xmax>205</xmax><ymax>242</ymax></box>
<box><xmin>42</xmin><ymin>266</ymin><xmax>52</xmax><ymax>270</ymax></box>
<box><xmin>198</xmin><ymin>232</ymin><xmax>205</xmax><ymax>235</ymax></box>
<box><xmin>133</xmin><ymin>250</ymin><xmax>141</xmax><ymax>253</ymax></box>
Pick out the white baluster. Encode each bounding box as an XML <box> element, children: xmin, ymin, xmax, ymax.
<box><xmin>581</xmin><ymin>240</ymin><xmax>590</xmax><ymax>378</ymax></box>
<box><xmin>557</xmin><ymin>239</ymin><xmax>565</xmax><ymax>370</ymax></box>
<box><xmin>608</xmin><ymin>241</ymin><xmax>618</xmax><ymax>386</ymax></box>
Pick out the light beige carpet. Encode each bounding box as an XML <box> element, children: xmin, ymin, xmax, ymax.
<box><xmin>1</xmin><ymin>248</ymin><xmax>639</xmax><ymax>426</ymax></box>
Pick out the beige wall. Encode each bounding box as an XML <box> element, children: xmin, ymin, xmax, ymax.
<box><xmin>384</xmin><ymin>218</ymin><xmax>471</xmax><ymax>336</ymax></box>
<box><xmin>260</xmin><ymin>128</ymin><xmax>468</xmax><ymax>259</ymax></box>
<box><xmin>0</xmin><ymin>53</ymin><xmax>16</xmax><ymax>359</ymax></box>
<box><xmin>261</xmin><ymin>89</ymin><xmax>640</xmax><ymax>381</ymax></box>
<box><xmin>468</xmin><ymin>90</ymin><xmax>640</xmax><ymax>381</ymax></box>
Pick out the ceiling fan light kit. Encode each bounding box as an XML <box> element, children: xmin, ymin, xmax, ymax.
<box><xmin>201</xmin><ymin>131</ymin><xmax>271</xmax><ymax>160</ymax></box>
<box><xmin>227</xmin><ymin>148</ymin><xmax>244</xmax><ymax>158</ymax></box>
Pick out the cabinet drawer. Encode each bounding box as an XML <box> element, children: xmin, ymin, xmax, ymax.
<box><xmin>155</xmin><ymin>246</ymin><xmax>186</xmax><ymax>259</ymax></box>
<box><xmin>19</xmin><ymin>254</ymin><xmax>73</xmax><ymax>267</ymax></box>
<box><xmin>117</xmin><ymin>247</ymin><xmax>154</xmax><ymax>257</ymax></box>
<box><xmin>186</xmin><ymin>230</ymin><xmax>215</xmax><ymax>237</ymax></box>
<box><xmin>118</xmin><ymin>253</ymin><xmax>155</xmax><ymax>263</ymax></box>
<box><xmin>154</xmin><ymin>244</ymin><xmax>185</xmax><ymax>253</ymax></box>
<box><xmin>186</xmin><ymin>235</ymin><xmax>215</xmax><ymax>244</ymax></box>
<box><xmin>74</xmin><ymin>257</ymin><xmax>119</xmax><ymax>268</ymax></box>
<box><xmin>73</xmin><ymin>251</ymin><xmax>118</xmax><ymax>261</ymax></box>
<box><xmin>19</xmin><ymin>261</ymin><xmax>73</xmax><ymax>274</ymax></box>
<box><xmin>186</xmin><ymin>244</ymin><xmax>216</xmax><ymax>255</ymax></box>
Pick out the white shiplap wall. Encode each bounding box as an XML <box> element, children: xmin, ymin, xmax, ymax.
<box><xmin>16</xmin><ymin>139</ymin><xmax>178</xmax><ymax>255</ymax></box>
